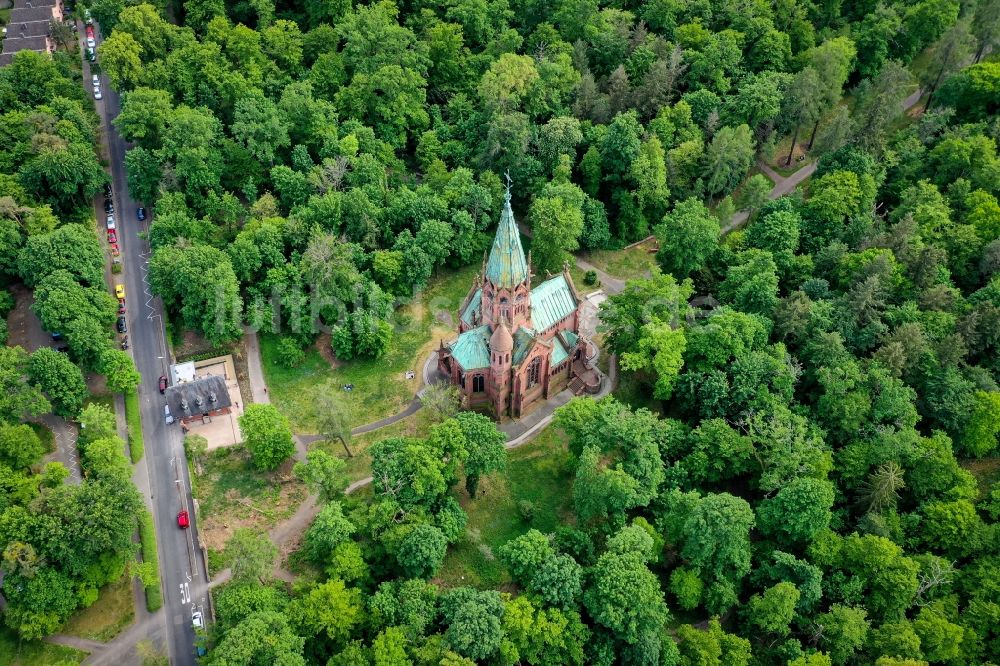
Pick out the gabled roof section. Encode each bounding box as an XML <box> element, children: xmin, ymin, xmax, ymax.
<box><xmin>512</xmin><ymin>327</ymin><xmax>536</xmax><ymax>365</ymax></box>
<box><xmin>164</xmin><ymin>374</ymin><xmax>232</xmax><ymax>417</ymax></box>
<box><xmin>484</xmin><ymin>190</ymin><xmax>528</xmax><ymax>288</ymax></box>
<box><xmin>530</xmin><ymin>274</ymin><xmax>577</xmax><ymax>332</ymax></box>
<box><xmin>550</xmin><ymin>335</ymin><xmax>569</xmax><ymax>366</ymax></box>
<box><xmin>449</xmin><ymin>325</ymin><xmax>492</xmax><ymax>370</ymax></box>
<box><xmin>461</xmin><ymin>288</ymin><xmax>482</xmax><ymax>326</ymax></box>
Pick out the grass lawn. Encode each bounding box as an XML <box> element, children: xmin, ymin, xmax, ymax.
<box><xmin>61</xmin><ymin>576</ymin><xmax>134</xmax><ymax>642</ymax></box>
<box><xmin>580</xmin><ymin>240</ymin><xmax>661</xmax><ymax>282</ymax></box>
<box><xmin>0</xmin><ymin>628</ymin><xmax>87</xmax><ymax>665</ymax></box>
<box><xmin>315</xmin><ymin>408</ymin><xmax>437</xmax><ymax>484</ymax></box>
<box><xmin>261</xmin><ymin>264</ymin><xmax>479</xmax><ymax>433</ymax></box>
<box><xmin>191</xmin><ymin>445</ymin><xmax>307</xmax><ymax>556</ymax></box>
<box><xmin>436</xmin><ymin>427</ymin><xmax>576</xmax><ymax>589</ymax></box>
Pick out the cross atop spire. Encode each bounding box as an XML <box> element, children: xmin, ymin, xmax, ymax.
<box><xmin>504</xmin><ymin>169</ymin><xmax>513</xmax><ymax>204</ymax></box>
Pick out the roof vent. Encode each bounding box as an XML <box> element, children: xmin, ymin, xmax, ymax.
<box><xmin>180</xmin><ymin>399</ymin><xmax>189</xmax><ymax>412</ymax></box>
<box><xmin>208</xmin><ymin>391</ymin><xmax>217</xmax><ymax>403</ymax></box>
<box><xmin>194</xmin><ymin>395</ymin><xmax>204</xmax><ymax>408</ymax></box>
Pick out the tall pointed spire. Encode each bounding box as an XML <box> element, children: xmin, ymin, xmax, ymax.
<box><xmin>484</xmin><ymin>172</ymin><xmax>528</xmax><ymax>288</ymax></box>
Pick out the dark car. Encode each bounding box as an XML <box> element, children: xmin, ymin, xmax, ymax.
<box><xmin>116</xmin><ymin>316</ymin><xmax>127</xmax><ymax>333</ymax></box>
<box><xmin>104</xmin><ymin>199</ymin><xmax>114</xmax><ymax>213</ymax></box>
<box><xmin>136</xmin><ymin>207</ymin><xmax>146</xmax><ymax>221</ymax></box>
<box><xmin>103</xmin><ymin>183</ymin><xmax>113</xmax><ymax>198</ymax></box>
<box><xmin>56</xmin><ymin>345</ymin><xmax>69</xmax><ymax>353</ymax></box>
<box><xmin>87</xmin><ymin>46</ymin><xmax>96</xmax><ymax>62</ymax></box>
<box><xmin>158</xmin><ymin>375</ymin><xmax>168</xmax><ymax>393</ymax></box>
<box><xmin>51</xmin><ymin>332</ymin><xmax>63</xmax><ymax>341</ymax></box>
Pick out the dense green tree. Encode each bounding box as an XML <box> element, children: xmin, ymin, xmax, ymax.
<box><xmin>27</xmin><ymin>348</ymin><xmax>87</xmax><ymax>418</ymax></box>
<box><xmin>226</xmin><ymin>528</ymin><xmax>279</xmax><ymax>584</ymax></box>
<box><xmin>655</xmin><ymin>197</ymin><xmax>719</xmax><ymax>278</ymax></box>
<box><xmin>239</xmin><ymin>404</ymin><xmax>296</xmax><ymax>471</ymax></box>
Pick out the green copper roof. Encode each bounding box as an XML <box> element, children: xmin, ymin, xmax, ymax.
<box><xmin>512</xmin><ymin>327</ymin><xmax>536</xmax><ymax>365</ymax></box>
<box><xmin>484</xmin><ymin>191</ymin><xmax>528</xmax><ymax>288</ymax></box>
<box><xmin>531</xmin><ymin>275</ymin><xmax>577</xmax><ymax>332</ymax></box>
<box><xmin>449</xmin><ymin>325</ymin><xmax>491</xmax><ymax>370</ymax></box>
<box><xmin>461</xmin><ymin>288</ymin><xmax>482</xmax><ymax>325</ymax></box>
<box><xmin>550</xmin><ymin>335</ymin><xmax>569</xmax><ymax>366</ymax></box>
<box><xmin>561</xmin><ymin>330</ymin><xmax>579</xmax><ymax>348</ymax></box>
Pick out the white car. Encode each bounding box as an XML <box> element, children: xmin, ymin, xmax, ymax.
<box><xmin>86</xmin><ymin>36</ymin><xmax>95</xmax><ymax>48</ymax></box>
<box><xmin>91</xmin><ymin>74</ymin><xmax>99</xmax><ymax>86</ymax></box>
<box><xmin>105</xmin><ymin>215</ymin><xmax>115</xmax><ymax>230</ymax></box>
<box><xmin>84</xmin><ymin>8</ymin><xmax>93</xmax><ymax>24</ymax></box>
<box><xmin>192</xmin><ymin>611</ymin><xmax>204</xmax><ymax>630</ymax></box>
<box><xmin>94</xmin><ymin>88</ymin><xmax>102</xmax><ymax>100</ymax></box>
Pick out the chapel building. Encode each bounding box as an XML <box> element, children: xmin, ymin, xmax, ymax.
<box><xmin>436</xmin><ymin>186</ymin><xmax>601</xmax><ymax>419</ymax></box>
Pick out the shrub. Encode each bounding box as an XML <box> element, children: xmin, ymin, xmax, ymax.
<box><xmin>138</xmin><ymin>510</ymin><xmax>162</xmax><ymax>611</ymax></box>
<box><xmin>583</xmin><ymin>270</ymin><xmax>598</xmax><ymax>286</ymax></box>
<box><xmin>125</xmin><ymin>388</ymin><xmax>144</xmax><ymax>463</ymax></box>
<box><xmin>276</xmin><ymin>336</ymin><xmax>305</xmax><ymax>368</ymax></box>
<box><xmin>517</xmin><ymin>499</ymin><xmax>535</xmax><ymax>523</ymax></box>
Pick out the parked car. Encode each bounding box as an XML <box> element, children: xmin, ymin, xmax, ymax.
<box><xmin>94</xmin><ymin>87</ymin><xmax>102</xmax><ymax>100</ymax></box>
<box><xmin>90</xmin><ymin>73</ymin><xmax>98</xmax><ymax>86</ymax></box>
<box><xmin>105</xmin><ymin>215</ymin><xmax>115</xmax><ymax>230</ymax></box>
<box><xmin>177</xmin><ymin>509</ymin><xmax>189</xmax><ymax>529</ymax></box>
<box><xmin>158</xmin><ymin>375</ymin><xmax>168</xmax><ymax>393</ymax></box>
<box><xmin>85</xmin><ymin>26</ymin><xmax>95</xmax><ymax>40</ymax></box>
<box><xmin>86</xmin><ymin>36</ymin><xmax>95</xmax><ymax>48</ymax></box>
<box><xmin>51</xmin><ymin>332</ymin><xmax>63</xmax><ymax>341</ymax></box>
<box><xmin>117</xmin><ymin>302</ymin><xmax>126</xmax><ymax>315</ymax></box>
<box><xmin>103</xmin><ymin>199</ymin><xmax>113</xmax><ymax>213</ymax></box>
<box><xmin>136</xmin><ymin>207</ymin><xmax>146</xmax><ymax>221</ymax></box>
<box><xmin>103</xmin><ymin>183</ymin><xmax>112</xmax><ymax>198</ymax></box>
<box><xmin>116</xmin><ymin>315</ymin><xmax>127</xmax><ymax>333</ymax></box>
<box><xmin>84</xmin><ymin>8</ymin><xmax>93</xmax><ymax>24</ymax></box>
<box><xmin>164</xmin><ymin>404</ymin><xmax>174</xmax><ymax>425</ymax></box>
<box><xmin>115</xmin><ymin>284</ymin><xmax>125</xmax><ymax>300</ymax></box>
<box><xmin>86</xmin><ymin>46</ymin><xmax>96</xmax><ymax>61</ymax></box>
<box><xmin>191</xmin><ymin>611</ymin><xmax>203</xmax><ymax>630</ymax></box>
<box><xmin>107</xmin><ymin>229</ymin><xmax>117</xmax><ymax>244</ymax></box>
<box><xmin>56</xmin><ymin>345</ymin><xmax>69</xmax><ymax>353</ymax></box>
<box><xmin>110</xmin><ymin>243</ymin><xmax>120</xmax><ymax>257</ymax></box>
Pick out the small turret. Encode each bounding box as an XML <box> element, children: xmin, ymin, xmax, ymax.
<box><xmin>490</xmin><ymin>316</ymin><xmax>514</xmax><ymax>354</ymax></box>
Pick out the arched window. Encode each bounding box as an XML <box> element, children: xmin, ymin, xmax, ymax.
<box><xmin>459</xmin><ymin>372</ymin><xmax>466</xmax><ymax>389</ymax></box>
<box><xmin>527</xmin><ymin>358</ymin><xmax>541</xmax><ymax>387</ymax></box>
<box><xmin>473</xmin><ymin>375</ymin><xmax>485</xmax><ymax>393</ymax></box>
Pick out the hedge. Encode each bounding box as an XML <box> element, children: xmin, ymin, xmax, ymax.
<box><xmin>138</xmin><ymin>510</ymin><xmax>163</xmax><ymax>612</ymax></box>
<box><xmin>125</xmin><ymin>388</ymin><xmax>144</xmax><ymax>463</ymax></box>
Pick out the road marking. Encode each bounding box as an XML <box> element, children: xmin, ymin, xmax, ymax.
<box><xmin>179</xmin><ymin>582</ymin><xmax>190</xmax><ymax>604</ymax></box>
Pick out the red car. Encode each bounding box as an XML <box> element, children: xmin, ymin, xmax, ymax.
<box><xmin>177</xmin><ymin>509</ymin><xmax>189</xmax><ymax>529</ymax></box>
<box><xmin>107</xmin><ymin>229</ymin><xmax>117</xmax><ymax>243</ymax></box>
<box><xmin>158</xmin><ymin>375</ymin><xmax>168</xmax><ymax>393</ymax></box>
<box><xmin>118</xmin><ymin>302</ymin><xmax>126</xmax><ymax>315</ymax></box>
<box><xmin>85</xmin><ymin>24</ymin><xmax>94</xmax><ymax>38</ymax></box>
<box><xmin>110</xmin><ymin>243</ymin><xmax>120</xmax><ymax>257</ymax></box>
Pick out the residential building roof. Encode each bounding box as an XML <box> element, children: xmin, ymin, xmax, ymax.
<box><xmin>13</xmin><ymin>0</ymin><xmax>61</xmax><ymax>9</ymax></box>
<box><xmin>3</xmin><ymin>6</ymin><xmax>55</xmax><ymax>23</ymax></box>
<box><xmin>1</xmin><ymin>35</ymin><xmax>49</xmax><ymax>54</ymax></box>
<box><xmin>484</xmin><ymin>190</ymin><xmax>528</xmax><ymax>288</ymax></box>
<box><xmin>449</xmin><ymin>325</ymin><xmax>491</xmax><ymax>370</ymax></box>
<box><xmin>164</xmin><ymin>374</ymin><xmax>232</xmax><ymax>418</ymax></box>
<box><xmin>5</xmin><ymin>21</ymin><xmax>51</xmax><ymax>37</ymax></box>
<box><xmin>461</xmin><ymin>287</ymin><xmax>481</xmax><ymax>326</ymax></box>
<box><xmin>531</xmin><ymin>274</ymin><xmax>577</xmax><ymax>332</ymax></box>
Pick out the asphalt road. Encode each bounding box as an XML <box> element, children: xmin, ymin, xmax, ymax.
<box><xmin>84</xmin><ymin>25</ymin><xmax>208</xmax><ymax>666</ymax></box>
